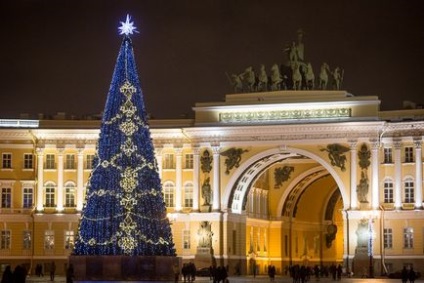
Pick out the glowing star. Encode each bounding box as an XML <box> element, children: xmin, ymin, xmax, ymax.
<box><xmin>118</xmin><ymin>14</ymin><xmax>138</xmax><ymax>35</ymax></box>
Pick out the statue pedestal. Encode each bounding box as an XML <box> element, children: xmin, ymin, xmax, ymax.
<box><xmin>195</xmin><ymin>247</ymin><xmax>215</xmax><ymax>268</ymax></box>
<box><xmin>69</xmin><ymin>255</ymin><xmax>180</xmax><ymax>281</ymax></box>
<box><xmin>200</xmin><ymin>205</ymin><xmax>211</xmax><ymax>213</ymax></box>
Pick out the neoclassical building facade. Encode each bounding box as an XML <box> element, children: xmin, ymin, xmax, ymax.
<box><xmin>1</xmin><ymin>90</ymin><xmax>424</xmax><ymax>277</ymax></box>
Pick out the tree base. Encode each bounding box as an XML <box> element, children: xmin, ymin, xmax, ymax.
<box><xmin>69</xmin><ymin>255</ymin><xmax>180</xmax><ymax>281</ymax></box>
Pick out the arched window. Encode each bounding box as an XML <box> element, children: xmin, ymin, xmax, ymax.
<box><xmin>383</xmin><ymin>179</ymin><xmax>394</xmax><ymax>203</ymax></box>
<box><xmin>404</xmin><ymin>178</ymin><xmax>414</xmax><ymax>203</ymax></box>
<box><xmin>45</xmin><ymin>182</ymin><xmax>56</xmax><ymax>207</ymax></box>
<box><xmin>184</xmin><ymin>182</ymin><xmax>193</xmax><ymax>208</ymax></box>
<box><xmin>163</xmin><ymin>182</ymin><xmax>175</xmax><ymax>207</ymax></box>
<box><xmin>65</xmin><ymin>182</ymin><xmax>76</xmax><ymax>207</ymax></box>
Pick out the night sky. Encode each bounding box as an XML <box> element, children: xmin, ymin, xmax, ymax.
<box><xmin>1</xmin><ymin>0</ymin><xmax>423</xmax><ymax>119</ymax></box>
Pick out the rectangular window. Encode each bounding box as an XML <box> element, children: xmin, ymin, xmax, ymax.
<box><xmin>86</xmin><ymin>154</ymin><xmax>94</xmax><ymax>169</ymax></box>
<box><xmin>44</xmin><ymin>230</ymin><xmax>54</xmax><ymax>250</ymax></box>
<box><xmin>24</xmin><ymin>154</ymin><xmax>33</xmax><ymax>169</ymax></box>
<box><xmin>2</xmin><ymin>153</ymin><xmax>12</xmax><ymax>169</ymax></box>
<box><xmin>45</xmin><ymin>154</ymin><xmax>55</xmax><ymax>169</ymax></box>
<box><xmin>403</xmin><ymin>227</ymin><xmax>413</xmax><ymax>249</ymax></box>
<box><xmin>45</xmin><ymin>186</ymin><xmax>55</xmax><ymax>207</ymax></box>
<box><xmin>405</xmin><ymin>147</ymin><xmax>414</xmax><ymax>163</ymax></box>
<box><xmin>163</xmin><ymin>154</ymin><xmax>174</xmax><ymax>169</ymax></box>
<box><xmin>183</xmin><ymin>230</ymin><xmax>190</xmax><ymax>249</ymax></box>
<box><xmin>184</xmin><ymin>186</ymin><xmax>193</xmax><ymax>208</ymax></box>
<box><xmin>383</xmin><ymin>148</ymin><xmax>392</xmax><ymax>163</ymax></box>
<box><xmin>404</xmin><ymin>180</ymin><xmax>414</xmax><ymax>203</ymax></box>
<box><xmin>384</xmin><ymin>182</ymin><xmax>394</xmax><ymax>203</ymax></box>
<box><xmin>65</xmin><ymin>186</ymin><xmax>75</xmax><ymax>207</ymax></box>
<box><xmin>23</xmin><ymin>230</ymin><xmax>31</xmax><ymax>250</ymax></box>
<box><xmin>1</xmin><ymin>188</ymin><xmax>11</xmax><ymax>208</ymax></box>
<box><xmin>0</xmin><ymin>230</ymin><xmax>11</xmax><ymax>249</ymax></box>
<box><xmin>64</xmin><ymin>231</ymin><xmax>74</xmax><ymax>250</ymax></box>
<box><xmin>23</xmin><ymin>187</ymin><xmax>33</xmax><ymax>208</ymax></box>
<box><xmin>384</xmin><ymin>228</ymin><xmax>393</xmax><ymax>249</ymax></box>
<box><xmin>184</xmin><ymin>154</ymin><xmax>194</xmax><ymax>169</ymax></box>
<box><xmin>65</xmin><ymin>154</ymin><xmax>75</xmax><ymax>169</ymax></box>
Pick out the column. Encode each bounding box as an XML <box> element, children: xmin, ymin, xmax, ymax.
<box><xmin>57</xmin><ymin>148</ymin><xmax>64</xmax><ymax>211</ymax></box>
<box><xmin>212</xmin><ymin>145</ymin><xmax>220</xmax><ymax>211</ymax></box>
<box><xmin>394</xmin><ymin>139</ymin><xmax>402</xmax><ymax>209</ymax></box>
<box><xmin>155</xmin><ymin>147</ymin><xmax>163</xmax><ymax>178</ymax></box>
<box><xmin>349</xmin><ymin>140</ymin><xmax>358</xmax><ymax>209</ymax></box>
<box><xmin>371</xmin><ymin>140</ymin><xmax>380</xmax><ymax>209</ymax></box>
<box><xmin>36</xmin><ymin>147</ymin><xmax>44</xmax><ymax>211</ymax></box>
<box><xmin>77</xmin><ymin>148</ymin><xmax>84</xmax><ymax>211</ymax></box>
<box><xmin>414</xmin><ymin>138</ymin><xmax>423</xmax><ymax>208</ymax></box>
<box><xmin>175</xmin><ymin>147</ymin><xmax>183</xmax><ymax>211</ymax></box>
<box><xmin>192</xmin><ymin>146</ymin><xmax>200</xmax><ymax>211</ymax></box>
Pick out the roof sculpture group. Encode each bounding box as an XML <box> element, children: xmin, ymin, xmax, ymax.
<box><xmin>227</xmin><ymin>29</ymin><xmax>344</xmax><ymax>93</ymax></box>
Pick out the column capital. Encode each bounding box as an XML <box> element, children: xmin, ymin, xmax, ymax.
<box><xmin>393</xmin><ymin>138</ymin><xmax>402</xmax><ymax>149</ymax></box>
<box><xmin>348</xmin><ymin>139</ymin><xmax>358</xmax><ymax>149</ymax></box>
<box><xmin>369</xmin><ymin>139</ymin><xmax>379</xmax><ymax>150</ymax></box>
<box><xmin>413</xmin><ymin>137</ymin><xmax>422</xmax><ymax>149</ymax></box>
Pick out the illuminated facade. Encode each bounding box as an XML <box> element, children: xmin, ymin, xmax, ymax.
<box><xmin>1</xmin><ymin>90</ymin><xmax>424</xmax><ymax>277</ymax></box>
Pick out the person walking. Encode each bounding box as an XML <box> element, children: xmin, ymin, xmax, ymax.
<box><xmin>50</xmin><ymin>261</ymin><xmax>56</xmax><ymax>281</ymax></box>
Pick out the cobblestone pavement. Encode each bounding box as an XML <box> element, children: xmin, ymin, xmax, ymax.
<box><xmin>25</xmin><ymin>275</ymin><xmax>423</xmax><ymax>283</ymax></box>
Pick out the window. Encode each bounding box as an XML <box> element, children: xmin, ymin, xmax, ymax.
<box><xmin>184</xmin><ymin>154</ymin><xmax>193</xmax><ymax>169</ymax></box>
<box><xmin>65</xmin><ymin>230</ymin><xmax>74</xmax><ymax>249</ymax></box>
<box><xmin>23</xmin><ymin>154</ymin><xmax>33</xmax><ymax>169</ymax></box>
<box><xmin>404</xmin><ymin>179</ymin><xmax>414</xmax><ymax>203</ymax></box>
<box><xmin>184</xmin><ymin>183</ymin><xmax>193</xmax><ymax>208</ymax></box>
<box><xmin>383</xmin><ymin>180</ymin><xmax>394</xmax><ymax>203</ymax></box>
<box><xmin>45</xmin><ymin>183</ymin><xmax>55</xmax><ymax>207</ymax></box>
<box><xmin>65</xmin><ymin>184</ymin><xmax>76</xmax><ymax>207</ymax></box>
<box><xmin>403</xmin><ymin>227</ymin><xmax>413</xmax><ymax>248</ymax></box>
<box><xmin>163</xmin><ymin>154</ymin><xmax>174</xmax><ymax>169</ymax></box>
<box><xmin>86</xmin><ymin>154</ymin><xmax>94</xmax><ymax>169</ymax></box>
<box><xmin>23</xmin><ymin>230</ymin><xmax>31</xmax><ymax>249</ymax></box>
<box><xmin>23</xmin><ymin>187</ymin><xmax>33</xmax><ymax>208</ymax></box>
<box><xmin>2</xmin><ymin>153</ymin><xmax>12</xmax><ymax>169</ymax></box>
<box><xmin>45</xmin><ymin>154</ymin><xmax>55</xmax><ymax>169</ymax></box>
<box><xmin>0</xmin><ymin>230</ymin><xmax>11</xmax><ymax>249</ymax></box>
<box><xmin>384</xmin><ymin>228</ymin><xmax>393</xmax><ymax>249</ymax></box>
<box><xmin>183</xmin><ymin>230</ymin><xmax>190</xmax><ymax>249</ymax></box>
<box><xmin>44</xmin><ymin>230</ymin><xmax>54</xmax><ymax>249</ymax></box>
<box><xmin>163</xmin><ymin>182</ymin><xmax>174</xmax><ymax>207</ymax></box>
<box><xmin>383</xmin><ymin>148</ymin><xmax>392</xmax><ymax>163</ymax></box>
<box><xmin>65</xmin><ymin>154</ymin><xmax>75</xmax><ymax>169</ymax></box>
<box><xmin>1</xmin><ymin>188</ymin><xmax>11</xmax><ymax>208</ymax></box>
<box><xmin>405</xmin><ymin>147</ymin><xmax>414</xmax><ymax>163</ymax></box>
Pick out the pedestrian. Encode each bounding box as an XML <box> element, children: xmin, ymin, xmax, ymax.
<box><xmin>409</xmin><ymin>267</ymin><xmax>416</xmax><ymax>283</ymax></box>
<box><xmin>66</xmin><ymin>264</ymin><xmax>74</xmax><ymax>283</ymax></box>
<box><xmin>401</xmin><ymin>266</ymin><xmax>408</xmax><ymax>283</ymax></box>
<box><xmin>50</xmin><ymin>261</ymin><xmax>56</xmax><ymax>281</ymax></box>
<box><xmin>1</xmin><ymin>265</ymin><xmax>13</xmax><ymax>283</ymax></box>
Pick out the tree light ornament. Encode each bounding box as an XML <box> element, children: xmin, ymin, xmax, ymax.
<box><xmin>118</xmin><ymin>14</ymin><xmax>138</xmax><ymax>35</ymax></box>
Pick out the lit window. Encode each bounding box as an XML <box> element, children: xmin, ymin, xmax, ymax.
<box><xmin>0</xmin><ymin>230</ymin><xmax>11</xmax><ymax>249</ymax></box>
<box><xmin>45</xmin><ymin>154</ymin><xmax>55</xmax><ymax>169</ymax></box>
<box><xmin>403</xmin><ymin>227</ymin><xmax>413</xmax><ymax>249</ymax></box>
<box><xmin>65</xmin><ymin>184</ymin><xmax>76</xmax><ymax>207</ymax></box>
<box><xmin>163</xmin><ymin>154</ymin><xmax>174</xmax><ymax>169</ymax></box>
<box><xmin>1</xmin><ymin>188</ymin><xmax>11</xmax><ymax>208</ymax></box>
<box><xmin>24</xmin><ymin>154</ymin><xmax>33</xmax><ymax>169</ymax></box>
<box><xmin>65</xmin><ymin>230</ymin><xmax>74</xmax><ymax>249</ymax></box>
<box><xmin>23</xmin><ymin>230</ymin><xmax>31</xmax><ymax>249</ymax></box>
<box><xmin>184</xmin><ymin>183</ymin><xmax>193</xmax><ymax>208</ymax></box>
<box><xmin>384</xmin><ymin>228</ymin><xmax>393</xmax><ymax>249</ymax></box>
<box><xmin>2</xmin><ymin>153</ymin><xmax>12</xmax><ymax>169</ymax></box>
<box><xmin>184</xmin><ymin>154</ymin><xmax>193</xmax><ymax>169</ymax></box>
<box><xmin>404</xmin><ymin>179</ymin><xmax>414</xmax><ymax>203</ymax></box>
<box><xmin>23</xmin><ymin>187</ymin><xmax>33</xmax><ymax>208</ymax></box>
<box><xmin>65</xmin><ymin>154</ymin><xmax>75</xmax><ymax>169</ymax></box>
<box><xmin>45</xmin><ymin>183</ymin><xmax>55</xmax><ymax>207</ymax></box>
<box><xmin>44</xmin><ymin>230</ymin><xmax>54</xmax><ymax>249</ymax></box>
<box><xmin>86</xmin><ymin>154</ymin><xmax>95</xmax><ymax>169</ymax></box>
<box><xmin>383</xmin><ymin>180</ymin><xmax>394</xmax><ymax>203</ymax></box>
<box><xmin>163</xmin><ymin>182</ymin><xmax>174</xmax><ymax>207</ymax></box>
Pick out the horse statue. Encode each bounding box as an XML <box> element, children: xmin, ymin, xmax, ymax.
<box><xmin>319</xmin><ymin>62</ymin><xmax>330</xmax><ymax>90</ymax></box>
<box><xmin>257</xmin><ymin>64</ymin><xmax>268</xmax><ymax>91</ymax></box>
<box><xmin>331</xmin><ymin>67</ymin><xmax>343</xmax><ymax>90</ymax></box>
<box><xmin>292</xmin><ymin>63</ymin><xmax>302</xmax><ymax>90</ymax></box>
<box><xmin>241</xmin><ymin>66</ymin><xmax>256</xmax><ymax>92</ymax></box>
<box><xmin>305</xmin><ymin>62</ymin><xmax>315</xmax><ymax>90</ymax></box>
<box><xmin>270</xmin><ymin>64</ymin><xmax>283</xmax><ymax>91</ymax></box>
<box><xmin>227</xmin><ymin>73</ymin><xmax>243</xmax><ymax>93</ymax></box>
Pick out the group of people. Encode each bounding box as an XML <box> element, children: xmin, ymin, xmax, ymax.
<box><xmin>0</xmin><ymin>265</ymin><xmax>27</xmax><ymax>283</ymax></box>
<box><xmin>181</xmin><ymin>262</ymin><xmax>197</xmax><ymax>282</ymax></box>
<box><xmin>401</xmin><ymin>266</ymin><xmax>417</xmax><ymax>283</ymax></box>
<box><xmin>210</xmin><ymin>266</ymin><xmax>229</xmax><ymax>283</ymax></box>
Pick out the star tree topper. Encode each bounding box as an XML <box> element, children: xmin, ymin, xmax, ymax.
<box><xmin>118</xmin><ymin>14</ymin><xmax>138</xmax><ymax>35</ymax></box>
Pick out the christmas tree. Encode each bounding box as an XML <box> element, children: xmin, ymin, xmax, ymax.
<box><xmin>73</xmin><ymin>15</ymin><xmax>176</xmax><ymax>256</ymax></box>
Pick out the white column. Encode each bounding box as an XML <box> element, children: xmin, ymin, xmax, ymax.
<box><xmin>36</xmin><ymin>148</ymin><xmax>44</xmax><ymax>211</ymax></box>
<box><xmin>77</xmin><ymin>148</ymin><xmax>84</xmax><ymax>211</ymax></box>
<box><xmin>371</xmin><ymin>140</ymin><xmax>380</xmax><ymax>209</ymax></box>
<box><xmin>212</xmin><ymin>145</ymin><xmax>220</xmax><ymax>211</ymax></box>
<box><xmin>175</xmin><ymin>147</ymin><xmax>183</xmax><ymax>211</ymax></box>
<box><xmin>192</xmin><ymin>146</ymin><xmax>200</xmax><ymax>211</ymax></box>
<box><xmin>394</xmin><ymin>139</ymin><xmax>402</xmax><ymax>209</ymax></box>
<box><xmin>57</xmin><ymin>148</ymin><xmax>64</xmax><ymax>211</ymax></box>
<box><xmin>414</xmin><ymin>138</ymin><xmax>423</xmax><ymax>208</ymax></box>
<box><xmin>349</xmin><ymin>140</ymin><xmax>358</xmax><ymax>209</ymax></box>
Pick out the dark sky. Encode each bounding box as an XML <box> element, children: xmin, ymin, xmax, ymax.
<box><xmin>1</xmin><ymin>0</ymin><xmax>424</xmax><ymax>119</ymax></box>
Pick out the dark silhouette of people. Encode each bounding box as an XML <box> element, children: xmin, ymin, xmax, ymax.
<box><xmin>401</xmin><ymin>266</ymin><xmax>408</xmax><ymax>283</ymax></box>
<box><xmin>66</xmin><ymin>264</ymin><xmax>74</xmax><ymax>283</ymax></box>
<box><xmin>1</xmin><ymin>265</ymin><xmax>13</xmax><ymax>283</ymax></box>
<box><xmin>13</xmin><ymin>264</ymin><xmax>26</xmax><ymax>283</ymax></box>
<box><xmin>409</xmin><ymin>267</ymin><xmax>416</xmax><ymax>283</ymax></box>
<box><xmin>49</xmin><ymin>261</ymin><xmax>56</xmax><ymax>281</ymax></box>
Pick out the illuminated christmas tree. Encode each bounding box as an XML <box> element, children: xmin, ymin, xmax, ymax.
<box><xmin>73</xmin><ymin>15</ymin><xmax>176</xmax><ymax>256</ymax></box>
